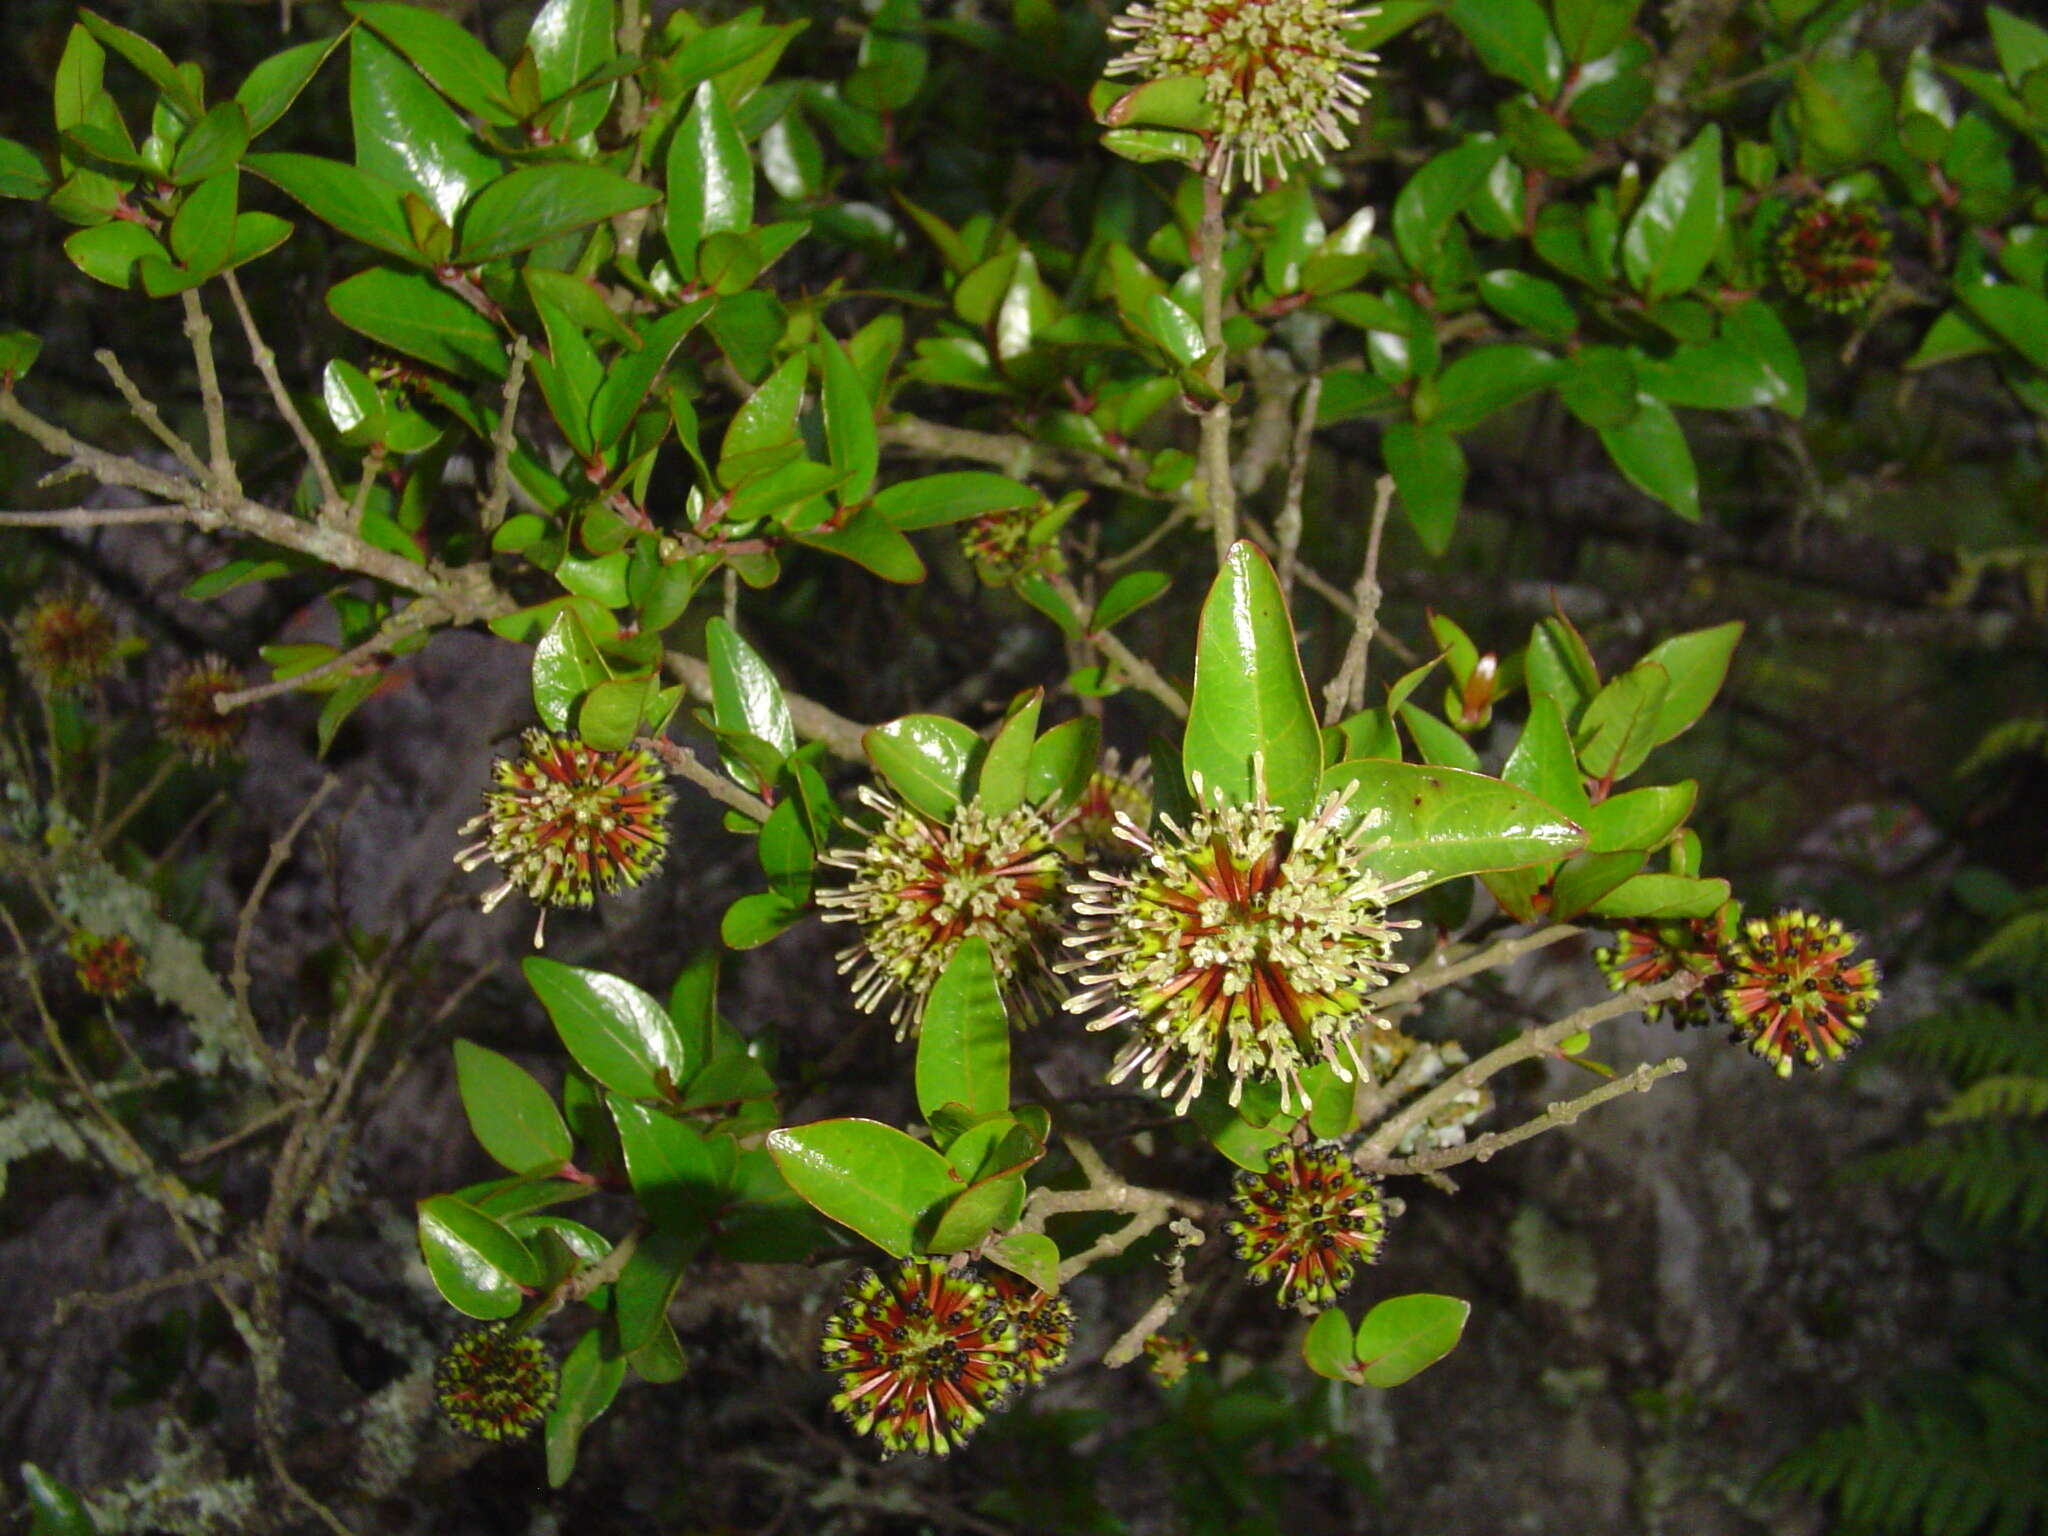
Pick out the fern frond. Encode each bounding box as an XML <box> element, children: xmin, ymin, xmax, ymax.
<box><xmin>1968</xmin><ymin>910</ymin><xmax>2048</xmax><ymax>987</ymax></box>
<box><xmin>1957</xmin><ymin>717</ymin><xmax>2048</xmax><ymax>779</ymax></box>
<box><xmin>1854</xmin><ymin>1123</ymin><xmax>2048</xmax><ymax>1235</ymax></box>
<box><xmin>1867</xmin><ymin>1000</ymin><xmax>2048</xmax><ymax>1084</ymax></box>
<box><xmin>1933</xmin><ymin>1075</ymin><xmax>2048</xmax><ymax>1125</ymax></box>
<box><xmin>1768</xmin><ymin>1371</ymin><xmax>2048</xmax><ymax>1536</ymax></box>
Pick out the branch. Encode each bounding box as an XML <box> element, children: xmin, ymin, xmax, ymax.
<box><xmin>479</xmin><ymin>335</ymin><xmax>530</xmax><ymax>532</ymax></box>
<box><xmin>1321</xmin><ymin>474</ymin><xmax>1395</xmax><ymax>725</ymax></box>
<box><xmin>1197</xmin><ymin>174</ymin><xmax>1235</xmax><ymax>564</ymax></box>
<box><xmin>222</xmin><ymin>268</ymin><xmax>340</xmax><ymax>511</ymax></box>
<box><xmin>1275</xmin><ymin>372</ymin><xmax>1321</xmax><ymax>598</ymax></box>
<box><xmin>663</xmin><ymin>647</ymin><xmax>867</xmax><ymax>761</ymax></box>
<box><xmin>1047</xmin><ymin>572</ymin><xmax>1188</xmax><ymax>718</ymax></box>
<box><xmin>1374</xmin><ymin>1057</ymin><xmax>1687</xmax><ymax>1178</ymax></box>
<box><xmin>1103</xmin><ymin>1216</ymin><xmax>1205</xmax><ymax>1367</ymax></box>
<box><xmin>181</xmin><ymin>289</ymin><xmax>238</xmax><ymax>498</ymax></box>
<box><xmin>229</xmin><ymin>777</ymin><xmax>340</xmax><ymax>1086</ymax></box>
<box><xmin>213</xmin><ymin>603</ymin><xmax>447</xmax><ymax>713</ymax></box>
<box><xmin>95</xmin><ymin>347</ymin><xmax>208</xmax><ymax>483</ymax></box>
<box><xmin>639</xmin><ymin>735</ymin><xmax>772</xmax><ymax>821</ymax></box>
<box><xmin>1373</xmin><ymin>924</ymin><xmax>1584</xmax><ymax>1010</ymax></box>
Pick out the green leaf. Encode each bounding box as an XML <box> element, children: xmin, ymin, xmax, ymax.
<box><xmin>817</xmin><ymin>331</ymin><xmax>879</xmax><ymax>507</ymax></box>
<box><xmin>795</xmin><ymin>508</ymin><xmax>926</xmax><ymax>583</ymax></box>
<box><xmin>170</xmin><ymin>104</ymin><xmax>250</xmax><ymax>187</ymax></box>
<box><xmin>767</xmin><ymin>1119</ymin><xmax>960</xmax><ymax>1257</ymax></box>
<box><xmin>1958</xmin><ymin>282</ymin><xmax>2048</xmax><ymax>373</ymax></box>
<box><xmin>1477</xmin><ymin>269</ymin><xmax>1577</xmax><ymax>340</ymax></box>
<box><xmin>1303</xmin><ymin>1307</ymin><xmax>1361</xmax><ymax>1382</ymax></box>
<box><xmin>1393</xmin><ymin>136</ymin><xmax>1505</xmax><ymax>275</ymax></box>
<box><xmin>0</xmin><ymin>330</ymin><xmax>44</xmax><ymax>382</ymax></box>
<box><xmin>21</xmin><ymin>1465</ymin><xmax>98</xmax><ymax>1536</ymax></box>
<box><xmin>1598</xmin><ymin>394</ymin><xmax>1698</xmax><ymax>521</ymax></box>
<box><xmin>588</xmin><ymin>298</ymin><xmax>712</xmax><ymax>452</ymax></box>
<box><xmin>1320</xmin><ymin>760</ymin><xmax>1585</xmax><ymax>891</ymax></box>
<box><xmin>975</xmin><ymin>691</ymin><xmax>1041</xmax><ymax>817</ymax></box>
<box><xmin>915</xmin><ymin>938</ymin><xmax>1011</xmax><ymax>1126</ymax></box>
<box><xmin>545</xmin><ymin>1326</ymin><xmax>626</xmax><ymax>1489</ymax></box>
<box><xmin>529</xmin><ymin>0</ymin><xmax>618</xmax><ymax>138</ymax></box>
<box><xmin>78</xmin><ymin>8</ymin><xmax>201</xmax><ymax>117</ymax></box>
<box><xmin>1574</xmin><ymin>663</ymin><xmax>1669</xmax><ymax>782</ymax></box>
<box><xmin>611</xmin><ymin>1097</ymin><xmax>729</xmax><ymax>1228</ymax></box>
<box><xmin>417</xmin><ymin>1194</ymin><xmax>541</xmax><ymax>1317</ymax></box>
<box><xmin>1719</xmin><ymin>300</ymin><xmax>1806</xmax><ymax>416</ymax></box>
<box><xmin>1352</xmin><ymin>1293</ymin><xmax>1470</xmax><ymax>1386</ymax></box>
<box><xmin>166</xmin><ymin>170</ymin><xmax>235</xmax><ymax>276</ymax></box>
<box><xmin>1093</xmin><ymin>570</ymin><xmax>1171</xmax><ymax>631</ymax></box>
<box><xmin>1554</xmin><ymin>0</ymin><xmax>1642</xmax><ymax>62</ymax></box>
<box><xmin>459</xmin><ymin>165</ymin><xmax>654</xmax><ymax>264</ymax></box>
<box><xmin>1445</xmin><ymin>0</ymin><xmax>1563</xmax><ymax>96</ymax></box>
<box><xmin>239</xmin><ymin>35</ymin><xmax>345</xmax><ymax>139</ymax></box>
<box><xmin>1547</xmin><ymin>849</ymin><xmax>1645</xmax><ymax>919</ymax></box>
<box><xmin>326</xmin><ymin>266</ymin><xmax>509</xmax><ymax>380</ymax></box>
<box><xmin>1587</xmin><ymin>873</ymin><xmax>1731</xmax><ymax>919</ymax></box>
<box><xmin>720</xmin><ymin>890</ymin><xmax>806</xmax><ymax>950</ymax></box>
<box><xmin>1792</xmin><ymin>56</ymin><xmax>1893</xmax><ymax>177</ymax></box>
<box><xmin>665</xmin><ymin>79</ymin><xmax>753</xmax><ymax>280</ymax></box>
<box><xmin>351</xmin><ymin>27</ymin><xmax>498</xmax><ymax>225</ymax></box>
<box><xmin>62</xmin><ymin>222</ymin><xmax>168</xmax><ymax>289</ymax></box>
<box><xmin>1583</xmin><ymin>781</ymin><xmax>1695</xmax><ymax>853</ymax></box>
<box><xmin>577</xmin><ymin>675</ymin><xmax>652</xmax><ymax>751</ymax></box>
<box><xmin>719</xmin><ymin>352</ymin><xmax>806</xmax><ymax>474</ymax></box>
<box><xmin>1400</xmin><ymin>702</ymin><xmax>1483</xmax><ymax>772</ymax></box>
<box><xmin>865</xmin><ymin>714</ymin><xmax>982</xmax><ymax>821</ymax></box>
<box><xmin>346</xmin><ymin>1</ymin><xmax>516</xmax><ymax>124</ymax></box>
<box><xmin>523</xmin><ymin>957</ymin><xmax>693</xmax><ymax>1102</ymax></box>
<box><xmin>455</xmin><ymin>1039</ymin><xmax>573</xmax><ymax>1175</ymax></box>
<box><xmin>1620</xmin><ymin>125</ymin><xmax>1723</xmax><ymax>301</ymax></box>
<box><xmin>707</xmin><ymin>617</ymin><xmax>796</xmax><ymax>763</ymax></box>
<box><xmin>531</xmin><ymin>609</ymin><xmax>607</xmax><ymax>730</ymax></box>
<box><xmin>1183</xmin><ymin>541</ymin><xmax>1322</xmax><ymax>819</ymax></box>
<box><xmin>924</xmin><ymin>1172</ymin><xmax>1026</xmax><ymax>1254</ymax></box>
<box><xmin>1637</xmin><ymin>621</ymin><xmax>1741</xmax><ymax>746</ymax></box>
<box><xmin>872</xmin><ymin>471</ymin><xmax>1038</xmax><ymax>529</ymax></box>
<box><xmin>0</xmin><ymin>137</ymin><xmax>52</xmax><ymax>200</ymax></box>
<box><xmin>612</xmin><ymin>1225</ymin><xmax>697</xmax><ymax>1351</ymax></box>
<box><xmin>1026</xmin><ymin>715</ymin><xmax>1099</xmax><ymax>810</ymax></box>
<box><xmin>245</xmin><ymin>152</ymin><xmax>422</xmax><ymax>263</ymax></box>
<box><xmin>1384</xmin><ymin>418</ymin><xmax>1466</xmax><ymax>558</ymax></box>
<box><xmin>990</xmin><ymin>1230</ymin><xmax>1060</xmax><ymax>1293</ymax></box>
<box><xmin>1501</xmin><ymin>697</ymin><xmax>1593</xmax><ymax>821</ymax></box>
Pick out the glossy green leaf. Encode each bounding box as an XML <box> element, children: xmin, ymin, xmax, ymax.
<box><xmin>1393</xmin><ymin>136</ymin><xmax>1505</xmax><ymax>274</ymax></box>
<box><xmin>238</xmin><ymin>36</ymin><xmax>345</xmax><ymax>138</ymax></box>
<box><xmin>1638</xmin><ymin>621</ymin><xmax>1741</xmax><ymax>746</ymax></box>
<box><xmin>1477</xmin><ymin>268</ymin><xmax>1577</xmax><ymax>339</ymax></box>
<box><xmin>915</xmin><ymin>938</ymin><xmax>1011</xmax><ymax>1126</ymax></box>
<box><xmin>78</xmin><ymin>9</ymin><xmax>199</xmax><ymax>117</ymax></box>
<box><xmin>1400</xmin><ymin>702</ymin><xmax>1483</xmax><ymax>772</ymax></box>
<box><xmin>1383</xmin><ymin>419</ymin><xmax>1466</xmax><ymax>557</ymax></box>
<box><xmin>1598</xmin><ymin>394</ymin><xmax>1698</xmax><ymax>521</ymax></box>
<box><xmin>872</xmin><ymin>471</ymin><xmax>1038</xmax><ymax>529</ymax></box>
<box><xmin>351</xmin><ymin>28</ymin><xmax>498</xmax><ymax>225</ymax></box>
<box><xmin>719</xmin><ymin>353</ymin><xmax>805</xmax><ymax>474</ymax></box>
<box><xmin>459</xmin><ymin>164</ymin><xmax>654</xmax><ymax>264</ymax></box>
<box><xmin>165</xmin><ymin>170</ymin><xmax>236</xmax><ymax>275</ymax></box>
<box><xmin>1501</xmin><ymin>697</ymin><xmax>1592</xmax><ymax>821</ymax></box>
<box><xmin>1445</xmin><ymin>0</ymin><xmax>1563</xmax><ymax>96</ymax></box>
<box><xmin>1144</xmin><ymin>291</ymin><xmax>1206</xmax><ymax>368</ymax></box>
<box><xmin>612</xmin><ymin>1224</ymin><xmax>698</xmax><ymax>1351</ymax></box>
<box><xmin>1584</xmin><ymin>781</ymin><xmax>1695</xmax><ymax>853</ymax></box>
<box><xmin>720</xmin><ymin>889</ymin><xmax>806</xmax><ymax>950</ymax></box>
<box><xmin>924</xmin><ymin>1172</ymin><xmax>1026</xmax><ymax>1254</ymax></box>
<box><xmin>63</xmin><ymin>222</ymin><xmax>168</xmax><ymax>289</ymax></box>
<box><xmin>865</xmin><ymin>714</ymin><xmax>981</xmax><ymax>821</ymax></box>
<box><xmin>972</xmin><ymin>692</ymin><xmax>1038</xmax><ymax>817</ymax></box>
<box><xmin>1554</xmin><ymin>0</ymin><xmax>1642</xmax><ymax>62</ymax></box>
<box><xmin>990</xmin><ymin>1230</ymin><xmax>1060</xmax><ymax>1293</ymax></box>
<box><xmin>1547</xmin><ymin>849</ymin><xmax>1645</xmax><ymax>919</ymax></box>
<box><xmin>417</xmin><ymin>1194</ymin><xmax>541</xmax><ymax>1318</ymax></box>
<box><xmin>1321</xmin><ymin>760</ymin><xmax>1585</xmax><ymax>891</ymax></box>
<box><xmin>545</xmin><ymin>1325</ymin><xmax>626</xmax><ymax>1489</ymax></box>
<box><xmin>588</xmin><ymin>297</ymin><xmax>711</xmax><ymax>452</ymax></box>
<box><xmin>1101</xmin><ymin>126</ymin><xmax>1205</xmax><ymax>166</ymax></box>
<box><xmin>455</xmin><ymin>1039</ymin><xmax>573</xmax><ymax>1175</ymax></box>
<box><xmin>1959</xmin><ymin>281</ymin><xmax>2048</xmax><ymax>373</ymax></box>
<box><xmin>170</xmin><ymin>104</ymin><xmax>250</xmax><ymax>187</ymax></box>
<box><xmin>577</xmin><ymin>675</ymin><xmax>652</xmax><ymax>751</ymax></box>
<box><xmin>1721</xmin><ymin>299</ymin><xmax>1805</xmax><ymax>417</ymax></box>
<box><xmin>246</xmin><ymin>152</ymin><xmax>421</xmax><ymax>262</ymax></box>
<box><xmin>666</xmin><ymin>80</ymin><xmax>753</xmax><ymax>279</ymax></box>
<box><xmin>326</xmin><ymin>266</ymin><xmax>509</xmax><ymax>380</ymax></box>
<box><xmin>707</xmin><ymin>617</ymin><xmax>796</xmax><ymax>763</ymax></box>
<box><xmin>767</xmin><ymin>1118</ymin><xmax>960</xmax><ymax>1257</ymax></box>
<box><xmin>817</xmin><ymin>331</ymin><xmax>879</xmax><ymax>507</ymax></box>
<box><xmin>796</xmin><ymin>508</ymin><xmax>926</xmax><ymax>583</ymax></box>
<box><xmin>1303</xmin><ymin>1307</ymin><xmax>1361</xmax><ymax>1382</ymax></box>
<box><xmin>347</xmin><ymin>1</ymin><xmax>516</xmax><ymax>124</ymax></box>
<box><xmin>1587</xmin><ymin>873</ymin><xmax>1731</xmax><ymax>919</ymax></box>
<box><xmin>0</xmin><ymin>137</ymin><xmax>52</xmax><ymax>200</ymax></box>
<box><xmin>524</xmin><ymin>957</ymin><xmax>693</xmax><ymax>1102</ymax></box>
<box><xmin>611</xmin><ymin>1097</ymin><xmax>729</xmax><ymax>1227</ymax></box>
<box><xmin>1574</xmin><ymin>662</ymin><xmax>1669</xmax><ymax>782</ymax></box>
<box><xmin>1183</xmin><ymin>541</ymin><xmax>1322</xmax><ymax>818</ymax></box>
<box><xmin>1620</xmin><ymin>125</ymin><xmax>1722</xmax><ymax>300</ymax></box>
<box><xmin>1087</xmin><ymin>570</ymin><xmax>1168</xmax><ymax>633</ymax></box>
<box><xmin>1026</xmin><ymin>715</ymin><xmax>1100</xmax><ymax>811</ymax></box>
<box><xmin>1352</xmin><ymin>1293</ymin><xmax>1470</xmax><ymax>1387</ymax></box>
<box><xmin>530</xmin><ymin>609</ymin><xmax>607</xmax><ymax>730</ymax></box>
<box><xmin>529</xmin><ymin>0</ymin><xmax>617</xmax><ymax>137</ymax></box>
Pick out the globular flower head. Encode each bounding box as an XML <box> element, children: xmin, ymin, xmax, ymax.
<box><xmin>1722</xmin><ymin>908</ymin><xmax>1880</xmax><ymax>1076</ymax></box>
<box><xmin>434</xmin><ymin>1326</ymin><xmax>557</xmax><ymax>1443</ymax></box>
<box><xmin>1062</xmin><ymin>785</ymin><xmax>1418</xmax><ymax>1114</ymax></box>
<box><xmin>1106</xmin><ymin>0</ymin><xmax>1378</xmax><ymax>189</ymax></box>
<box><xmin>986</xmin><ymin>1270</ymin><xmax>1076</xmax><ymax>1388</ymax></box>
<box><xmin>1774</xmin><ymin>201</ymin><xmax>1891</xmax><ymax>314</ymax></box>
<box><xmin>818</xmin><ymin>787</ymin><xmax>1068</xmax><ymax>1037</ymax></box>
<box><xmin>1227</xmin><ymin>1139</ymin><xmax>1387</xmax><ymax>1309</ymax></box>
<box><xmin>1142</xmin><ymin>1332</ymin><xmax>1209</xmax><ymax>1386</ymax></box>
<box><xmin>959</xmin><ymin>506</ymin><xmax>1058</xmax><ymax>586</ymax></box>
<box><xmin>69</xmin><ymin>930</ymin><xmax>142</xmax><ymax>1000</ymax></box>
<box><xmin>453</xmin><ymin>729</ymin><xmax>672</xmax><ymax>944</ymax></box>
<box><xmin>819</xmin><ymin>1258</ymin><xmax>1022</xmax><ymax>1458</ymax></box>
<box><xmin>14</xmin><ymin>589</ymin><xmax>118</xmax><ymax>693</ymax></box>
<box><xmin>1595</xmin><ymin>912</ymin><xmax>1733</xmax><ymax>1030</ymax></box>
<box><xmin>1065</xmin><ymin>750</ymin><xmax>1153</xmax><ymax>868</ymax></box>
<box><xmin>155</xmin><ymin>655</ymin><xmax>246</xmax><ymax>765</ymax></box>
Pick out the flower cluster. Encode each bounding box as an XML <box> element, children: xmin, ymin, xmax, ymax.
<box><xmin>1595</xmin><ymin>913</ymin><xmax>1731</xmax><ymax>1031</ymax></box>
<box><xmin>69</xmin><ymin>931</ymin><xmax>142</xmax><ymax>1000</ymax></box>
<box><xmin>818</xmin><ymin>788</ymin><xmax>1068</xmax><ymax>1037</ymax></box>
<box><xmin>1227</xmin><ymin>1140</ymin><xmax>1387</xmax><ymax>1308</ymax></box>
<box><xmin>1063</xmin><ymin>786</ymin><xmax>1417</xmax><ymax>1114</ymax></box>
<box><xmin>1722</xmin><ymin>909</ymin><xmax>1880</xmax><ymax>1076</ymax></box>
<box><xmin>1774</xmin><ymin>201</ymin><xmax>1890</xmax><ymax>313</ymax></box>
<box><xmin>1106</xmin><ymin>0</ymin><xmax>1377</xmax><ymax>189</ymax></box>
<box><xmin>433</xmin><ymin>1326</ymin><xmax>557</xmax><ymax>1443</ymax></box>
<box><xmin>987</xmin><ymin>1270</ymin><xmax>1075</xmax><ymax>1387</ymax></box>
<box><xmin>155</xmin><ymin>655</ymin><xmax>246</xmax><ymax>765</ymax></box>
<box><xmin>1142</xmin><ymin>1332</ymin><xmax>1209</xmax><ymax>1386</ymax></box>
<box><xmin>453</xmin><ymin>730</ymin><xmax>672</xmax><ymax>945</ymax></box>
<box><xmin>14</xmin><ymin>589</ymin><xmax>117</xmax><ymax>693</ymax></box>
<box><xmin>959</xmin><ymin>505</ymin><xmax>1058</xmax><ymax>586</ymax></box>
<box><xmin>819</xmin><ymin>1259</ymin><xmax>1025</xmax><ymax>1458</ymax></box>
<box><xmin>1065</xmin><ymin>750</ymin><xmax>1152</xmax><ymax>868</ymax></box>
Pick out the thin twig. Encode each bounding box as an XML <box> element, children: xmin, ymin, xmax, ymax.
<box><xmin>664</xmin><ymin>648</ymin><xmax>867</xmax><ymax>761</ymax></box>
<box><xmin>639</xmin><ymin>735</ymin><xmax>773</xmax><ymax>821</ymax></box>
<box><xmin>1376</xmin><ymin>1057</ymin><xmax>1687</xmax><ymax>1178</ymax></box>
<box><xmin>1374</xmin><ymin>924</ymin><xmax>1583</xmax><ymax>1010</ymax></box>
<box><xmin>214</xmin><ymin>602</ymin><xmax>443</xmax><ymax>713</ymax></box>
<box><xmin>95</xmin><ymin>753</ymin><xmax>180</xmax><ymax>850</ymax></box>
<box><xmin>53</xmin><ymin>1257</ymin><xmax>247</xmax><ymax>1325</ymax></box>
<box><xmin>1275</xmin><ymin>373</ymin><xmax>1322</xmax><ymax>599</ymax></box>
<box><xmin>1197</xmin><ymin>175</ymin><xmax>1235</xmax><ymax>565</ymax></box>
<box><xmin>222</xmin><ymin>268</ymin><xmax>340</xmax><ymax>510</ymax></box>
<box><xmin>0</xmin><ymin>504</ymin><xmax>189</xmax><ymax>527</ymax></box>
<box><xmin>1321</xmin><ymin>474</ymin><xmax>1396</xmax><ymax>725</ymax></box>
<box><xmin>180</xmin><ymin>290</ymin><xmax>237</xmax><ymax>498</ymax></box>
<box><xmin>95</xmin><ymin>349</ymin><xmax>209</xmax><ymax>482</ymax></box>
<box><xmin>1047</xmin><ymin>572</ymin><xmax>1189</xmax><ymax>718</ymax></box>
<box><xmin>1103</xmin><ymin>1216</ymin><xmax>1204</xmax><ymax>1367</ymax></box>
<box><xmin>230</xmin><ymin>778</ymin><xmax>341</xmax><ymax>1083</ymax></box>
<box><xmin>480</xmin><ymin>335</ymin><xmax>530</xmax><ymax>531</ymax></box>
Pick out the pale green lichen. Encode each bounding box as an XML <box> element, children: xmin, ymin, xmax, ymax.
<box><xmin>84</xmin><ymin>1417</ymin><xmax>260</xmax><ymax>1536</ymax></box>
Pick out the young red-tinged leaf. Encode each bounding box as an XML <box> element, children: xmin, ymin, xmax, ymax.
<box><xmin>865</xmin><ymin>714</ymin><xmax>981</xmax><ymax>821</ymax></box>
<box><xmin>326</xmin><ymin>265</ymin><xmax>510</xmax><ymax>379</ymax></box>
<box><xmin>1586</xmin><ymin>873</ymin><xmax>1731</xmax><ymax>919</ymax></box>
<box><xmin>916</xmin><ymin>937</ymin><xmax>1011</xmax><ymax>1126</ymax></box>
<box><xmin>1352</xmin><ymin>1293</ymin><xmax>1470</xmax><ymax>1387</ymax></box>
<box><xmin>417</xmin><ymin>1194</ymin><xmax>542</xmax><ymax>1318</ymax></box>
<box><xmin>1184</xmin><ymin>541</ymin><xmax>1322</xmax><ymax>819</ymax></box>
<box><xmin>545</xmin><ymin>1325</ymin><xmax>627</xmax><ymax>1489</ymax></box>
<box><xmin>767</xmin><ymin>1118</ymin><xmax>960</xmax><ymax>1257</ymax></box>
<box><xmin>990</xmin><ymin>1231</ymin><xmax>1060</xmax><ymax>1294</ymax></box>
<box><xmin>1574</xmin><ymin>662</ymin><xmax>1669</xmax><ymax>782</ymax></box>
<box><xmin>458</xmin><ymin>164</ymin><xmax>654</xmax><ymax>264</ymax></box>
<box><xmin>1320</xmin><ymin>759</ymin><xmax>1585</xmax><ymax>891</ymax></box>
<box><xmin>1303</xmin><ymin>1306</ymin><xmax>1363</xmax><ymax>1383</ymax></box>
<box><xmin>975</xmin><ymin>690</ymin><xmax>1041</xmax><ymax>817</ymax></box>
<box><xmin>1583</xmin><ymin>780</ymin><xmax>1696</xmax><ymax>853</ymax></box>
<box><xmin>454</xmin><ymin>1039</ymin><xmax>573</xmax><ymax>1175</ymax></box>
<box><xmin>523</xmin><ymin>957</ymin><xmax>694</xmax><ymax>1102</ymax></box>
